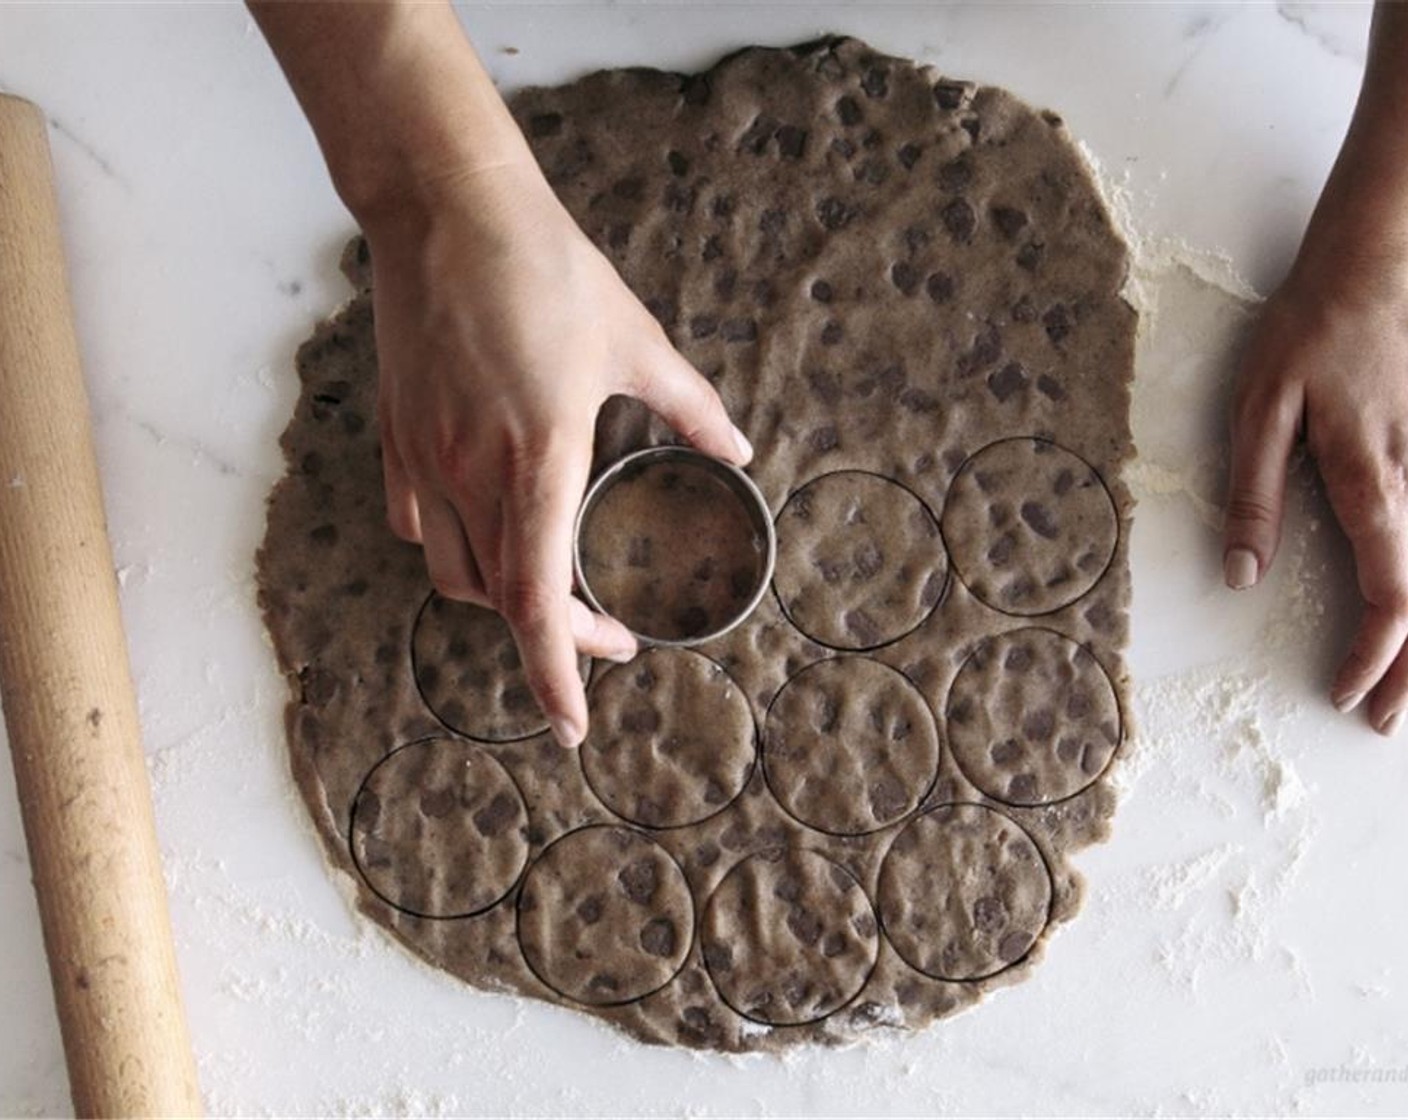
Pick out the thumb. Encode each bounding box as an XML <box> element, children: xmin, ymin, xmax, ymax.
<box><xmin>629</xmin><ymin>339</ymin><xmax>753</xmax><ymax>466</ymax></box>
<box><xmin>1223</xmin><ymin>371</ymin><xmax>1303</xmax><ymax>589</ymax></box>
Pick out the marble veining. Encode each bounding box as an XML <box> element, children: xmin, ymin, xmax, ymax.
<box><xmin>1277</xmin><ymin>1</ymin><xmax>1372</xmax><ymax>63</ymax></box>
<box><xmin>47</xmin><ymin>114</ymin><xmax>129</xmax><ymax>190</ymax></box>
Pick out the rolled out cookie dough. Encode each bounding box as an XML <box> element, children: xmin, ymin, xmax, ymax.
<box><xmin>257</xmin><ymin>37</ymin><xmax>1135</xmax><ymax>1052</ymax></box>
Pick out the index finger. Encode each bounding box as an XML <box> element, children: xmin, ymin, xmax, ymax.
<box><xmin>496</xmin><ymin>447</ymin><xmax>592</xmax><ymax>748</ymax></box>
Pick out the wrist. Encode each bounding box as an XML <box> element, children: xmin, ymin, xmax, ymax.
<box><xmin>1290</xmin><ymin>147</ymin><xmax>1408</xmax><ymax>301</ymax></box>
<box><xmin>356</xmin><ymin>156</ymin><xmax>564</xmax><ymax>266</ymax></box>
<box><xmin>254</xmin><ymin>0</ymin><xmax>536</xmax><ymax>224</ymax></box>
<box><xmin>1290</xmin><ymin>21</ymin><xmax>1408</xmax><ymax>292</ymax></box>
<box><xmin>1292</xmin><ymin>205</ymin><xmax>1408</xmax><ymax>308</ymax></box>
<box><xmin>330</xmin><ymin>32</ymin><xmax>534</xmax><ymax>223</ymax></box>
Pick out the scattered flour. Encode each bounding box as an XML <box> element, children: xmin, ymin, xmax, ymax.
<box><xmin>1142</xmin><ymin>843</ymin><xmax>1237</xmax><ymax>912</ymax></box>
<box><xmin>1079</xmin><ymin>148</ymin><xmax>1330</xmax><ymax>1032</ymax></box>
<box><xmin>1124</xmin><ymin>458</ymin><xmax>1224</xmax><ymax>532</ymax></box>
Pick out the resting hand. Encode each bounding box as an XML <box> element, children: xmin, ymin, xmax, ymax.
<box><xmin>1222</xmin><ymin>0</ymin><xmax>1408</xmax><ymax>736</ymax></box>
<box><xmin>1225</xmin><ymin>250</ymin><xmax>1408</xmax><ymax>735</ymax></box>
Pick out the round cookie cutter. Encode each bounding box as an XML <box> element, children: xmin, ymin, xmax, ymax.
<box><xmin>572</xmin><ymin>446</ymin><xmax>776</xmax><ymax>647</ymax></box>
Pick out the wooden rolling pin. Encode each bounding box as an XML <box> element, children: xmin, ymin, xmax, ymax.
<box><xmin>0</xmin><ymin>95</ymin><xmax>202</xmax><ymax>1117</ymax></box>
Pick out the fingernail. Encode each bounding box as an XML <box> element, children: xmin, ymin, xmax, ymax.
<box><xmin>1378</xmin><ymin>711</ymin><xmax>1403</xmax><ymax>737</ymax></box>
<box><xmin>1223</xmin><ymin>547</ymin><xmax>1259</xmax><ymax>590</ymax></box>
<box><xmin>732</xmin><ymin>424</ymin><xmax>753</xmax><ymax>462</ymax></box>
<box><xmin>1333</xmin><ymin>689</ymin><xmax>1366</xmax><ymax>714</ymax></box>
<box><xmin>550</xmin><ymin>716</ymin><xmax>584</xmax><ymax>749</ymax></box>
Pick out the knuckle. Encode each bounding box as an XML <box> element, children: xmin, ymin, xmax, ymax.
<box><xmin>1372</xmin><ymin>459</ymin><xmax>1408</xmax><ymax>506</ymax></box>
<box><xmin>500</xmin><ymin>443</ymin><xmax>539</xmax><ymax>485</ymax></box>
<box><xmin>1340</xmin><ymin>642</ymin><xmax>1378</xmax><ymax>680</ymax></box>
<box><xmin>1224</xmin><ymin>491</ymin><xmax>1279</xmax><ymax>529</ymax></box>
<box><xmin>500</xmin><ymin>428</ymin><xmax>560</xmax><ymax>481</ymax></box>
<box><xmin>504</xmin><ymin>448</ymin><xmax>579</xmax><ymax>517</ymax></box>
<box><xmin>525</xmin><ymin>669</ymin><xmax>570</xmax><ymax>714</ymax></box>
<box><xmin>1374</xmin><ymin>588</ymin><xmax>1408</xmax><ymax>621</ymax></box>
<box><xmin>497</xmin><ymin>577</ymin><xmax>557</xmax><ymax>628</ymax></box>
<box><xmin>673</xmin><ymin>390</ymin><xmax>728</xmax><ymax>446</ymax></box>
<box><xmin>1231</xmin><ymin>380</ymin><xmax>1296</xmax><ymax>440</ymax></box>
<box><xmin>1330</xmin><ymin>465</ymin><xmax>1408</xmax><ymax>528</ymax></box>
<box><xmin>1229</xmin><ymin>382</ymin><xmax>1268</xmax><ymax>434</ymax></box>
<box><xmin>674</xmin><ymin>418</ymin><xmax>710</xmax><ymax>447</ymax></box>
<box><xmin>432</xmin><ymin>435</ymin><xmax>471</xmax><ymax>484</ymax></box>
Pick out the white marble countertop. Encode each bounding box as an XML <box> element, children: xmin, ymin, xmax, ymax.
<box><xmin>3</xmin><ymin>2</ymin><xmax>1407</xmax><ymax>1116</ymax></box>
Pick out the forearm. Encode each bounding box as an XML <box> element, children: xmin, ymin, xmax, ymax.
<box><xmin>1295</xmin><ymin>1</ymin><xmax>1408</xmax><ymax>279</ymax></box>
<box><xmin>248</xmin><ymin>0</ymin><xmax>535</xmax><ymax>222</ymax></box>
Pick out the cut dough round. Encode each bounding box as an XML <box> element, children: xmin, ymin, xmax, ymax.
<box><xmin>582</xmin><ymin>648</ymin><xmax>755</xmax><ymax>829</ymax></box>
<box><xmin>878</xmin><ymin>803</ymin><xmax>1051</xmax><ymax>981</ymax></box>
<box><xmin>941</xmin><ymin>438</ymin><xmax>1117</xmax><ymax>616</ymax></box>
<box><xmin>516</xmin><ymin>825</ymin><xmax>694</xmax><ymax>1005</ymax></box>
<box><xmin>946</xmin><ymin>627</ymin><xmax>1121</xmax><ymax>805</ymax></box>
<box><xmin>774</xmin><ymin>471</ymin><xmax>945</xmax><ymax>650</ymax></box>
<box><xmin>763</xmin><ymin>656</ymin><xmax>939</xmax><ymax>835</ymax></box>
<box><xmin>702</xmin><ymin>848</ymin><xmax>879</xmax><ymax>1025</ymax></box>
<box><xmin>349</xmin><ymin>737</ymin><xmax>528</xmax><ymax>918</ymax></box>
<box><xmin>412</xmin><ymin>593</ymin><xmax>591</xmax><ymax>742</ymax></box>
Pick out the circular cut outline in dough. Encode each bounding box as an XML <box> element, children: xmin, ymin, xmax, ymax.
<box><xmin>573</xmin><ymin>444</ymin><xmax>778</xmax><ymax>647</ymax></box>
<box><xmin>347</xmin><ymin>735</ymin><xmax>530</xmax><ymax>920</ymax></box>
<box><xmin>514</xmin><ymin>823</ymin><xmax>696</xmax><ymax>1008</ymax></box>
<box><xmin>410</xmin><ymin>591</ymin><xmax>594</xmax><ymax>744</ymax></box>
<box><xmin>877</xmin><ymin>801</ymin><xmax>1055</xmax><ymax>982</ymax></box>
<box><xmin>761</xmin><ymin>654</ymin><xmax>942</xmax><ymax>837</ymax></box>
<box><xmin>944</xmin><ymin>625</ymin><xmax>1124</xmax><ymax>806</ymax></box>
<box><xmin>580</xmin><ymin>647</ymin><xmax>759</xmax><ymax>830</ymax></box>
<box><xmin>771</xmin><ymin>468</ymin><xmax>948</xmax><ymax>653</ymax></box>
<box><xmin>939</xmin><ymin>437</ymin><xmax>1118</xmax><ymax>618</ymax></box>
<box><xmin>700</xmin><ymin>846</ymin><xmax>881</xmax><ymax>1027</ymax></box>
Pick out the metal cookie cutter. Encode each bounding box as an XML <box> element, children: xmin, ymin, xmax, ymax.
<box><xmin>572</xmin><ymin>445</ymin><xmax>777</xmax><ymax>647</ymax></box>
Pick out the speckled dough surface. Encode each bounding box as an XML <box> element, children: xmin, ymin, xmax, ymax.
<box><xmin>941</xmin><ymin>437</ymin><xmax>1118</xmax><ymax>616</ymax></box>
<box><xmin>773</xmin><ymin>470</ymin><xmax>945</xmax><ymax>650</ymax></box>
<box><xmin>581</xmin><ymin>648</ymin><xmax>756</xmax><ymax>829</ymax></box>
<box><xmin>517</xmin><ymin>825</ymin><xmax>695</xmax><ymax>1005</ymax></box>
<box><xmin>763</xmin><ymin>656</ymin><xmax>940</xmax><ymax>835</ymax></box>
<box><xmin>349</xmin><ymin>737</ymin><xmax>529</xmax><ymax>919</ymax></box>
<box><xmin>256</xmin><ymin>38</ymin><xmax>1135</xmax><ymax>1052</ymax></box>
